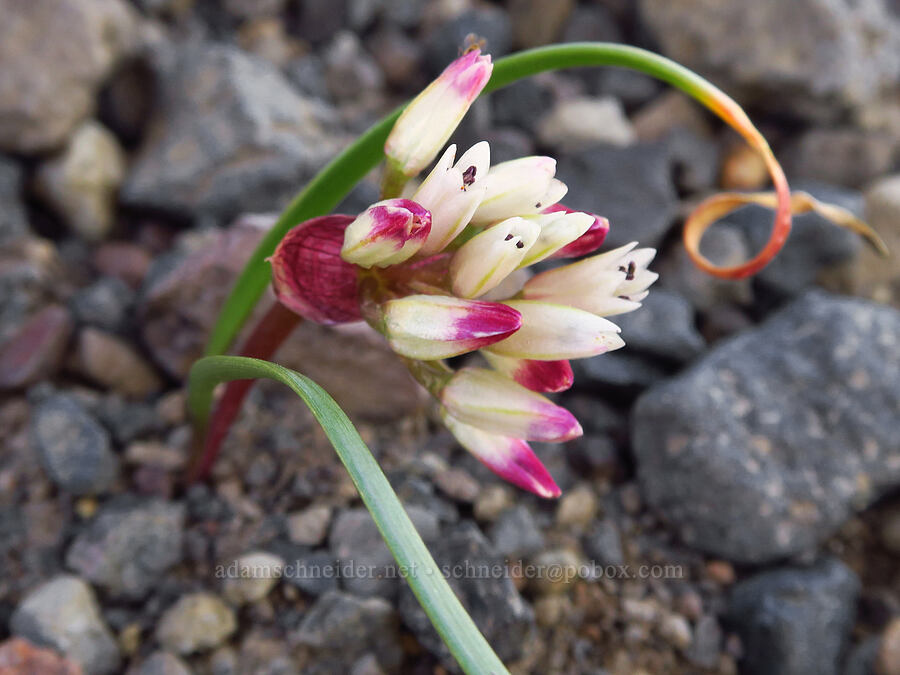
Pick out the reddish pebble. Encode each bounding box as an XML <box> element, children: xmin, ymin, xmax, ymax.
<box><xmin>93</xmin><ymin>242</ymin><xmax>152</xmax><ymax>288</ymax></box>
<box><xmin>0</xmin><ymin>305</ymin><xmax>72</xmax><ymax>389</ymax></box>
<box><xmin>0</xmin><ymin>637</ymin><xmax>82</xmax><ymax>675</ymax></box>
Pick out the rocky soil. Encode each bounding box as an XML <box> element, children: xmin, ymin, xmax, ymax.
<box><xmin>1</xmin><ymin>0</ymin><xmax>899</xmax><ymax>674</ymax></box>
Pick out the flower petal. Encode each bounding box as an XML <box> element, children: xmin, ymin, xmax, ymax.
<box><xmin>482</xmin><ymin>351</ymin><xmax>574</xmax><ymax>393</ymax></box>
<box><xmin>414</xmin><ymin>141</ymin><xmax>491</xmax><ymax>255</ymax></box>
<box><xmin>545</xmin><ymin>204</ymin><xmax>609</xmax><ymax>258</ymax></box>
<box><xmin>484</xmin><ymin>300</ymin><xmax>624</xmax><ymax>360</ymax></box>
<box><xmin>440</xmin><ymin>367</ymin><xmax>582</xmax><ymax>442</ymax></box>
<box><xmin>450</xmin><ymin>217</ymin><xmax>540</xmax><ymax>298</ymax></box>
<box><xmin>381</xmin><ymin>295</ymin><xmax>522</xmax><ymax>360</ymax></box>
<box><xmin>385</xmin><ymin>49</ymin><xmax>492</xmax><ymax>177</ymax></box>
<box><xmin>341</xmin><ymin>199</ymin><xmax>432</xmax><ymax>268</ymax></box>
<box><xmin>470</xmin><ymin>156</ymin><xmax>560</xmax><ymax>225</ymax></box>
<box><xmin>442</xmin><ymin>411</ymin><xmax>561</xmax><ymax>498</ymax></box>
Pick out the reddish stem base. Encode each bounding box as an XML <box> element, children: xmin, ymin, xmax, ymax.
<box><xmin>187</xmin><ymin>302</ymin><xmax>302</xmax><ymax>482</ymax></box>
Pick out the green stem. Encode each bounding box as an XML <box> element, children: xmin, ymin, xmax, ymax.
<box><xmin>204</xmin><ymin>42</ymin><xmax>752</xmax><ymax>358</ymax></box>
<box><xmin>189</xmin><ymin>356</ymin><xmax>509</xmax><ymax>675</ymax></box>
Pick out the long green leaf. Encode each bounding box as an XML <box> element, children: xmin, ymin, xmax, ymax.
<box><xmin>204</xmin><ymin>42</ymin><xmax>754</xmax><ymax>357</ymax></box>
<box><xmin>189</xmin><ymin>356</ymin><xmax>509</xmax><ymax>675</ymax></box>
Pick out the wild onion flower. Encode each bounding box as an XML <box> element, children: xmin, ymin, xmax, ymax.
<box><xmin>268</xmin><ymin>48</ymin><xmax>657</xmax><ymax>499</ymax></box>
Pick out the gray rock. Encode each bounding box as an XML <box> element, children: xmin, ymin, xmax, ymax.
<box><xmin>11</xmin><ymin>575</ymin><xmax>120</xmax><ymax>675</ymax></box>
<box><xmin>656</xmin><ymin>223</ymin><xmax>753</xmax><ymax>311</ymax></box>
<box><xmin>573</xmin><ymin>351</ymin><xmax>669</xmax><ymax>393</ymax></box>
<box><xmin>65</xmin><ymin>498</ymin><xmax>185</xmax><ymax>599</ymax></box>
<box><xmin>614</xmin><ymin>290</ymin><xmax>706</xmax><ymax>364</ymax></box>
<box><xmin>34</xmin><ymin>121</ymin><xmax>126</xmax><ymax>241</ymax></box>
<box><xmin>843</xmin><ymin>637</ymin><xmax>880</xmax><ymax>675</ymax></box>
<box><xmin>490</xmin><ymin>505</ymin><xmax>545</xmax><ymax>558</ymax></box>
<box><xmin>583</xmin><ymin>519</ymin><xmax>625</xmax><ymax>567</ymax></box>
<box><xmin>686</xmin><ymin>614</ymin><xmax>722</xmax><ymax>669</ymax></box>
<box><xmin>640</xmin><ymin>0</ymin><xmax>900</xmax><ymax>122</ymax></box>
<box><xmin>294</xmin><ymin>591</ymin><xmax>403</xmax><ymax>674</ymax></box>
<box><xmin>664</xmin><ymin>127</ymin><xmax>721</xmax><ymax>193</ymax></box>
<box><xmin>122</xmin><ymin>43</ymin><xmax>337</xmax><ymax>221</ymax></box>
<box><xmin>0</xmin><ymin>0</ymin><xmax>141</xmax><ymax>153</ymax></box>
<box><xmin>730</xmin><ymin>181</ymin><xmax>863</xmax><ymax>300</ymax></box>
<box><xmin>0</xmin><ymin>304</ymin><xmax>73</xmax><ymax>390</ymax></box>
<box><xmin>850</xmin><ymin>174</ymin><xmax>900</xmax><ymax>305</ymax></box>
<box><xmin>221</xmin><ymin>551</ymin><xmax>285</xmax><ymax>605</ymax></box>
<box><xmin>329</xmin><ymin>505</ymin><xmax>439</xmax><ymax>597</ymax></box>
<box><xmin>490</xmin><ymin>78</ymin><xmax>554</xmax><ymax>134</ymax></box>
<box><xmin>128</xmin><ymin>651</ymin><xmax>193</xmax><ymax>675</ymax></box>
<box><xmin>284</xmin><ymin>550</ymin><xmax>339</xmax><ymax>596</ymax></box>
<box><xmin>0</xmin><ymin>238</ymin><xmax>61</xmax><ymax>345</ymax></box>
<box><xmin>633</xmin><ymin>291</ymin><xmax>900</xmax><ymax>562</ymax></box>
<box><xmin>294</xmin><ymin>0</ymin><xmax>350</xmax><ymax>45</ymax></box>
<box><xmin>537</xmin><ymin>97</ymin><xmax>636</xmax><ymax>151</ymax></box>
<box><xmin>0</xmin><ymin>155</ymin><xmax>27</xmax><ymax>242</ymax></box>
<box><xmin>555</xmin><ymin>143</ymin><xmax>678</xmax><ymax>249</ymax></box>
<box><xmin>783</xmin><ymin>127</ymin><xmax>898</xmax><ymax>189</ymax></box>
<box><xmin>32</xmin><ymin>394</ymin><xmax>119</xmax><ymax>495</ymax></box>
<box><xmin>322</xmin><ymin>32</ymin><xmax>384</xmax><ymax>103</ymax></box>
<box><xmin>155</xmin><ymin>593</ymin><xmax>237</xmax><ymax>655</ymax></box>
<box><xmin>70</xmin><ymin>277</ymin><xmax>135</xmax><ymax>333</ymax></box>
<box><xmin>726</xmin><ymin>558</ymin><xmax>859</xmax><ymax>675</ymax></box>
<box><xmin>425</xmin><ymin>6</ymin><xmax>513</xmax><ymax>75</ymax></box>
<box><xmin>398</xmin><ymin>521</ymin><xmax>534</xmax><ymax>665</ymax></box>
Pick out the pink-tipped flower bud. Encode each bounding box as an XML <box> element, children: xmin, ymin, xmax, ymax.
<box><xmin>482</xmin><ymin>352</ymin><xmax>574</xmax><ymax>393</ymax></box>
<box><xmin>269</xmin><ymin>215</ymin><xmax>362</xmax><ymax>324</ymax></box>
<box><xmin>484</xmin><ymin>300</ymin><xmax>624</xmax><ymax>360</ymax></box>
<box><xmin>385</xmin><ymin>48</ymin><xmax>493</xmax><ymax>178</ymax></box>
<box><xmin>380</xmin><ymin>295</ymin><xmax>522</xmax><ymax>360</ymax></box>
<box><xmin>544</xmin><ymin>204</ymin><xmax>610</xmax><ymax>258</ymax></box>
<box><xmin>440</xmin><ymin>368</ymin><xmax>582</xmax><ymax>442</ymax></box>
<box><xmin>340</xmin><ymin>199</ymin><xmax>432</xmax><ymax>268</ymax></box>
<box><xmin>442</xmin><ymin>410</ymin><xmax>561</xmax><ymax>498</ymax></box>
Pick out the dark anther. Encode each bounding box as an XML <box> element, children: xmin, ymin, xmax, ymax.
<box><xmin>515</xmin><ymin>240</ymin><xmax>525</xmax><ymax>249</ymax></box>
<box><xmin>618</xmin><ymin>261</ymin><xmax>636</xmax><ymax>281</ymax></box>
<box><xmin>534</xmin><ymin>202</ymin><xmax>542</xmax><ymax>209</ymax></box>
<box><xmin>461</xmin><ymin>165</ymin><xmax>477</xmax><ymax>189</ymax></box>
<box><xmin>504</xmin><ymin>233</ymin><xmax>514</xmax><ymax>241</ymax></box>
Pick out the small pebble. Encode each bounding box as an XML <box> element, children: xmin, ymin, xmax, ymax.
<box><xmin>286</xmin><ymin>504</ymin><xmax>332</xmax><ymax>546</ymax></box>
<box><xmin>155</xmin><ymin>593</ymin><xmax>237</xmax><ymax>655</ymax></box>
<box><xmin>222</xmin><ymin>551</ymin><xmax>285</xmax><ymax>605</ymax></box>
<box><xmin>556</xmin><ymin>484</ymin><xmax>598</xmax><ymax>529</ymax></box>
<box><xmin>659</xmin><ymin>613</ymin><xmax>693</xmax><ymax>650</ymax></box>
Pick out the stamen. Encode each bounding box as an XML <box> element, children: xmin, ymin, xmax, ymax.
<box><xmin>618</xmin><ymin>261</ymin><xmax>637</xmax><ymax>281</ymax></box>
<box><xmin>504</xmin><ymin>234</ymin><xmax>514</xmax><ymax>241</ymax></box>
<box><xmin>515</xmin><ymin>240</ymin><xmax>525</xmax><ymax>249</ymax></box>
<box><xmin>462</xmin><ymin>165</ymin><xmax>477</xmax><ymax>188</ymax></box>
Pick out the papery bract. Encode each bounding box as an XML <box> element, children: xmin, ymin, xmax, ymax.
<box><xmin>269</xmin><ymin>215</ymin><xmax>362</xmax><ymax>324</ymax></box>
<box><xmin>384</xmin><ymin>48</ymin><xmax>492</xmax><ymax>177</ymax></box>
<box><xmin>380</xmin><ymin>295</ymin><xmax>522</xmax><ymax>360</ymax></box>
